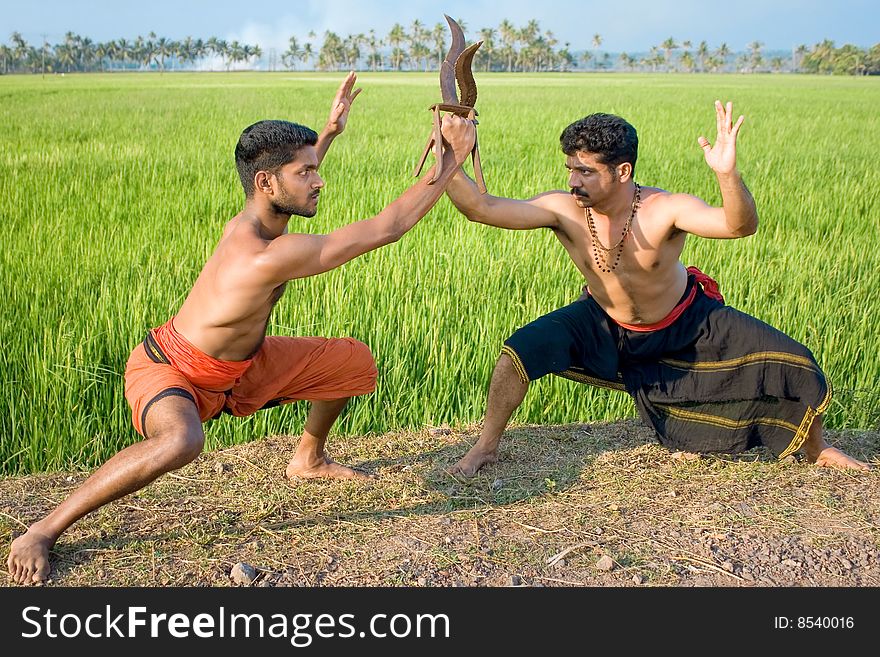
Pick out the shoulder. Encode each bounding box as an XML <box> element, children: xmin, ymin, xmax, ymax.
<box><xmin>640</xmin><ymin>187</ymin><xmax>708</xmax><ymax>217</ymax></box>
<box><xmin>637</xmin><ymin>185</ymin><xmax>672</xmax><ymax>207</ymax></box>
<box><xmin>224</xmin><ymin>217</ymin><xmax>271</xmax><ymax>251</ymax></box>
<box><xmin>528</xmin><ymin>189</ymin><xmax>574</xmax><ymax>209</ymax></box>
<box><xmin>215</xmin><ymin>220</ymin><xmax>278</xmax><ymax>275</ymax></box>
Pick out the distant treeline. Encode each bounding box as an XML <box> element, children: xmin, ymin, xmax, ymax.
<box><xmin>3</xmin><ymin>20</ymin><xmax>878</xmax><ymax>75</ymax></box>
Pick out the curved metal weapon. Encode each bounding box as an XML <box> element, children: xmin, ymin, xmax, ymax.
<box><xmin>412</xmin><ymin>15</ymin><xmax>486</xmax><ymax>193</ymax></box>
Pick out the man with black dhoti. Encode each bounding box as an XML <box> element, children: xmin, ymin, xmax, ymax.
<box><xmin>445</xmin><ymin>100</ymin><xmax>870</xmax><ymax>475</ymax></box>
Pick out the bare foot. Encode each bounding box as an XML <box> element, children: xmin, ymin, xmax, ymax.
<box><xmin>7</xmin><ymin>528</ymin><xmax>54</xmax><ymax>585</ymax></box>
<box><xmin>809</xmin><ymin>446</ymin><xmax>872</xmax><ymax>471</ymax></box>
<box><xmin>448</xmin><ymin>447</ymin><xmax>498</xmax><ymax>478</ymax></box>
<box><xmin>286</xmin><ymin>456</ymin><xmax>371</xmax><ymax>481</ymax></box>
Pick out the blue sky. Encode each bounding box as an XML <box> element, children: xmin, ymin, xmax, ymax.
<box><xmin>2</xmin><ymin>0</ymin><xmax>877</xmax><ymax>54</ymax></box>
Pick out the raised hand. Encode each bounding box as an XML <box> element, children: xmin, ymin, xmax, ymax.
<box><xmin>698</xmin><ymin>100</ymin><xmax>744</xmax><ymax>176</ymax></box>
<box><xmin>326</xmin><ymin>71</ymin><xmax>362</xmax><ymax>137</ymax></box>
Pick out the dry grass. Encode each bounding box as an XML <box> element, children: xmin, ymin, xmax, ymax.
<box><xmin>2</xmin><ymin>420</ymin><xmax>878</xmax><ymax>587</ymax></box>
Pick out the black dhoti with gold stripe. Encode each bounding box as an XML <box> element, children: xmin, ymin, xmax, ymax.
<box><xmin>501</xmin><ymin>272</ymin><xmax>829</xmax><ymax>458</ymax></box>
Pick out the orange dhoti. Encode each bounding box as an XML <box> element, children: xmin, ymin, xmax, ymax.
<box><xmin>124</xmin><ymin>318</ymin><xmax>378</xmax><ymax>437</ymax></box>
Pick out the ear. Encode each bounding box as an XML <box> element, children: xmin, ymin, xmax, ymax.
<box><xmin>254</xmin><ymin>171</ymin><xmax>275</xmax><ymax>196</ymax></box>
<box><xmin>617</xmin><ymin>162</ymin><xmax>633</xmax><ymax>183</ymax></box>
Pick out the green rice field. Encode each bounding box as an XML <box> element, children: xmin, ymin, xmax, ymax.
<box><xmin>1</xmin><ymin>72</ymin><xmax>879</xmax><ymax>474</ymax></box>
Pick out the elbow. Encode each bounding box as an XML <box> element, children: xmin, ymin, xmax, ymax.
<box><xmin>740</xmin><ymin>214</ymin><xmax>759</xmax><ymax>237</ymax></box>
<box><xmin>386</xmin><ymin>227</ymin><xmax>405</xmax><ymax>243</ymax></box>
<box><xmin>447</xmin><ymin>191</ymin><xmax>490</xmax><ymax>224</ymax></box>
<box><xmin>383</xmin><ymin>219</ymin><xmax>406</xmax><ymax>244</ymax></box>
<box><xmin>373</xmin><ymin>209</ymin><xmax>406</xmax><ymax>245</ymax></box>
<box><xmin>461</xmin><ymin>200</ymin><xmax>492</xmax><ymax>224</ymax></box>
<box><xmin>728</xmin><ymin>210</ymin><xmax>758</xmax><ymax>238</ymax></box>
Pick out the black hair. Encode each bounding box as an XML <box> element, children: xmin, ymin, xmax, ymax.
<box><xmin>234</xmin><ymin>120</ymin><xmax>318</xmax><ymax>196</ymax></box>
<box><xmin>560</xmin><ymin>113</ymin><xmax>638</xmax><ymax>175</ymax></box>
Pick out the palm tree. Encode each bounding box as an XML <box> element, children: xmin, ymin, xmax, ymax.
<box><xmin>794</xmin><ymin>44</ymin><xmax>808</xmax><ymax>72</ymax></box>
<box><xmin>618</xmin><ymin>52</ymin><xmax>637</xmax><ymax>71</ymax></box>
<box><xmin>0</xmin><ymin>44</ymin><xmax>12</xmax><ymax>74</ymax></box>
<box><xmin>387</xmin><ymin>23</ymin><xmax>407</xmax><ymax>71</ymax></box>
<box><xmin>81</xmin><ymin>37</ymin><xmax>97</xmax><ymax>71</ymax></box>
<box><xmin>867</xmin><ymin>44</ymin><xmax>880</xmax><ymax>75</ymax></box>
<box><xmin>205</xmin><ymin>37</ymin><xmax>220</xmax><ymax>71</ymax></box>
<box><xmin>498</xmin><ymin>19</ymin><xmax>517</xmax><ymax>72</ymax></box>
<box><xmin>153</xmin><ymin>37</ymin><xmax>173</xmax><ymax>72</ymax></box>
<box><xmin>542</xmin><ymin>30</ymin><xmax>558</xmax><ymax>72</ymax></box>
<box><xmin>516</xmin><ymin>20</ymin><xmax>540</xmax><ymax>72</ymax></box>
<box><xmin>478</xmin><ymin>27</ymin><xmax>496</xmax><ymax>71</ymax></box>
<box><xmin>366</xmin><ymin>30</ymin><xmax>382</xmax><ymax>71</ymax></box>
<box><xmin>696</xmin><ymin>41</ymin><xmax>709</xmax><ymax>72</ymax></box>
<box><xmin>226</xmin><ymin>40</ymin><xmax>245</xmax><ymax>71</ymax></box>
<box><xmin>317</xmin><ymin>31</ymin><xmax>344</xmax><ymax>71</ymax></box>
<box><xmin>660</xmin><ymin>37</ymin><xmax>678</xmax><ymax>71</ymax></box>
<box><xmin>11</xmin><ymin>32</ymin><xmax>29</xmax><ymax>72</ymax></box>
<box><xmin>114</xmin><ymin>38</ymin><xmax>130</xmax><ymax>71</ymax></box>
<box><xmin>57</xmin><ymin>42</ymin><xmax>77</xmax><ymax>73</ymax></box>
<box><xmin>835</xmin><ymin>44</ymin><xmax>866</xmax><ymax>75</ymax></box>
<box><xmin>408</xmin><ymin>20</ymin><xmax>427</xmax><ymax>70</ymax></box>
<box><xmin>557</xmin><ymin>42</ymin><xmax>575</xmax><ymax>72</ymax></box>
<box><xmin>580</xmin><ymin>50</ymin><xmax>593</xmax><ymax>70</ymax></box>
<box><xmin>94</xmin><ymin>41</ymin><xmax>109</xmax><ymax>72</ymax></box>
<box><xmin>680</xmin><ymin>40</ymin><xmax>692</xmax><ymax>73</ymax></box>
<box><xmin>714</xmin><ymin>43</ymin><xmax>731</xmax><ymax>72</ymax></box>
<box><xmin>247</xmin><ymin>45</ymin><xmax>262</xmax><ymax>69</ymax></box>
<box><xmin>413</xmin><ymin>42</ymin><xmax>432</xmax><ymax>71</ymax></box>
<box><xmin>706</xmin><ymin>55</ymin><xmax>724</xmax><ymax>73</ymax></box>
<box><xmin>283</xmin><ymin>36</ymin><xmax>303</xmax><ymax>70</ymax></box>
<box><xmin>747</xmin><ymin>41</ymin><xmax>763</xmax><ymax>72</ymax></box>
<box><xmin>301</xmin><ymin>42</ymin><xmax>314</xmax><ymax>70</ymax></box>
<box><xmin>680</xmin><ymin>50</ymin><xmax>695</xmax><ymax>73</ymax></box>
<box><xmin>344</xmin><ymin>34</ymin><xmax>363</xmax><ymax>70</ymax></box>
<box><xmin>431</xmin><ymin>22</ymin><xmax>446</xmax><ymax>70</ymax></box>
<box><xmin>643</xmin><ymin>46</ymin><xmax>663</xmax><ymax>72</ymax></box>
<box><xmin>177</xmin><ymin>36</ymin><xmax>198</xmax><ymax>70</ymax></box>
<box><xmin>137</xmin><ymin>34</ymin><xmax>156</xmax><ymax>70</ymax></box>
<box><xmin>591</xmin><ymin>33</ymin><xmax>602</xmax><ymax>70</ymax></box>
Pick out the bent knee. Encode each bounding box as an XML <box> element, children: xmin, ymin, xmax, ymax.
<box><xmin>345</xmin><ymin>338</ymin><xmax>378</xmax><ymax>378</ymax></box>
<box><xmin>346</xmin><ymin>338</ymin><xmax>376</xmax><ymax>363</ymax></box>
<box><xmin>498</xmin><ymin>346</ymin><xmax>530</xmax><ymax>385</ymax></box>
<box><xmin>156</xmin><ymin>429</ymin><xmax>205</xmax><ymax>466</ymax></box>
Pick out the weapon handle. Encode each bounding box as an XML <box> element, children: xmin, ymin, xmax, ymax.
<box><xmin>472</xmin><ymin>139</ymin><xmax>487</xmax><ymax>194</ymax></box>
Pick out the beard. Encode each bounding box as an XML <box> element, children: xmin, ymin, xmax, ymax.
<box><xmin>272</xmin><ymin>198</ymin><xmax>317</xmax><ymax>217</ymax></box>
<box><xmin>273</xmin><ymin>181</ymin><xmax>319</xmax><ymax>217</ymax></box>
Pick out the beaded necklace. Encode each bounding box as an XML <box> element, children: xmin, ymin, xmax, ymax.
<box><xmin>585</xmin><ymin>183</ymin><xmax>641</xmax><ymax>273</ymax></box>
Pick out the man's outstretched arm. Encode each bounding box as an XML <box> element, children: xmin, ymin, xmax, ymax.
<box><xmin>256</xmin><ymin>115</ymin><xmax>477</xmax><ymax>283</ymax></box>
<box><xmin>445</xmin><ymin>167</ymin><xmax>564</xmax><ymax>230</ymax></box>
<box><xmin>671</xmin><ymin>100</ymin><xmax>759</xmax><ymax>239</ymax></box>
<box><xmin>314</xmin><ymin>71</ymin><xmax>362</xmax><ymax>167</ymax></box>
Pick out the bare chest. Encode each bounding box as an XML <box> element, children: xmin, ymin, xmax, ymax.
<box><xmin>558</xmin><ymin>212</ymin><xmax>680</xmax><ymax>278</ymax></box>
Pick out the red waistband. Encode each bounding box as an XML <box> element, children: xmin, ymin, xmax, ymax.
<box><xmin>596</xmin><ymin>266</ymin><xmax>724</xmax><ymax>333</ymax></box>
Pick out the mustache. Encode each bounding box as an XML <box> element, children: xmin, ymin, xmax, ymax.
<box><xmin>570</xmin><ymin>188</ymin><xmax>589</xmax><ymax>198</ymax></box>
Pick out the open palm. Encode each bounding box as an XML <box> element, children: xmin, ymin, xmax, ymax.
<box><xmin>698</xmin><ymin>100</ymin><xmax>744</xmax><ymax>175</ymax></box>
<box><xmin>326</xmin><ymin>71</ymin><xmax>362</xmax><ymax>136</ymax></box>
